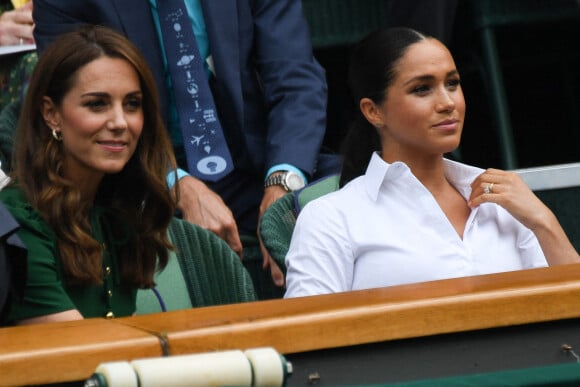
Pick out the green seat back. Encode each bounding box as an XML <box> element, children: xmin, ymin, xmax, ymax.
<box><xmin>259</xmin><ymin>193</ymin><xmax>296</xmax><ymax>275</ymax></box>
<box><xmin>135</xmin><ymin>244</ymin><xmax>191</xmax><ymax>315</ymax></box>
<box><xmin>136</xmin><ymin>218</ymin><xmax>257</xmax><ymax>314</ymax></box>
<box><xmin>259</xmin><ymin>174</ymin><xmax>340</xmax><ymax>275</ymax></box>
<box><xmin>295</xmin><ymin>174</ymin><xmax>340</xmax><ymax>213</ymax></box>
<box><xmin>301</xmin><ymin>0</ymin><xmax>388</xmax><ymax>49</ymax></box>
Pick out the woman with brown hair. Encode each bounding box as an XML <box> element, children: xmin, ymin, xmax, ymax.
<box><xmin>0</xmin><ymin>25</ymin><xmax>178</xmax><ymax>324</ymax></box>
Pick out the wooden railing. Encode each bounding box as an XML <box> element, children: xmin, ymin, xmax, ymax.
<box><xmin>2</xmin><ymin>263</ymin><xmax>580</xmax><ymax>386</ymax></box>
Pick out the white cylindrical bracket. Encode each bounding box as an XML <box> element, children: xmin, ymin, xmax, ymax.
<box><xmin>132</xmin><ymin>350</ymin><xmax>253</xmax><ymax>387</ymax></box>
<box><xmin>86</xmin><ymin>347</ymin><xmax>289</xmax><ymax>387</ymax></box>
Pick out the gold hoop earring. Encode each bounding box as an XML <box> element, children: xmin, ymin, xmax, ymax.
<box><xmin>51</xmin><ymin>129</ymin><xmax>63</xmax><ymax>141</ymax></box>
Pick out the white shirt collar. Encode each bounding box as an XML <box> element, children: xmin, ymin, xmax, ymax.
<box><xmin>363</xmin><ymin>152</ymin><xmax>485</xmax><ymax>202</ymax></box>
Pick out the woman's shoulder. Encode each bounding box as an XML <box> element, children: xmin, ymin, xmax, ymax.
<box><xmin>0</xmin><ymin>185</ymin><xmax>27</xmax><ymax>209</ymax></box>
<box><xmin>300</xmin><ymin>176</ymin><xmax>365</xmax><ymax>217</ymax></box>
<box><xmin>0</xmin><ymin>186</ymin><xmax>50</xmax><ymax>234</ymax></box>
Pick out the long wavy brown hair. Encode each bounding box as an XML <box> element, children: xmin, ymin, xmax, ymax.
<box><xmin>13</xmin><ymin>25</ymin><xmax>178</xmax><ymax>287</ymax></box>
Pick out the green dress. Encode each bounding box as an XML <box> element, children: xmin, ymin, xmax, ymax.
<box><xmin>0</xmin><ymin>0</ymin><xmax>38</xmax><ymax>111</ymax></box>
<box><xmin>0</xmin><ymin>2</ymin><xmax>38</xmax><ymax>171</ymax></box>
<box><xmin>0</xmin><ymin>186</ymin><xmax>136</xmax><ymax>324</ymax></box>
<box><xmin>0</xmin><ymin>51</ymin><xmax>37</xmax><ymax>110</ymax></box>
<box><xmin>0</xmin><ymin>99</ymin><xmax>19</xmax><ymax>170</ymax></box>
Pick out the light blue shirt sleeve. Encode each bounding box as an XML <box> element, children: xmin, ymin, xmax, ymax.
<box><xmin>266</xmin><ymin>164</ymin><xmax>308</xmax><ymax>184</ymax></box>
<box><xmin>166</xmin><ymin>168</ymin><xmax>191</xmax><ymax>189</ymax></box>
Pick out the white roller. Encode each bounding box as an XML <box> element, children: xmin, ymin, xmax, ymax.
<box><xmin>130</xmin><ymin>349</ymin><xmax>253</xmax><ymax>387</ymax></box>
<box><xmin>244</xmin><ymin>347</ymin><xmax>285</xmax><ymax>387</ymax></box>
<box><xmin>94</xmin><ymin>361</ymin><xmax>139</xmax><ymax>387</ymax></box>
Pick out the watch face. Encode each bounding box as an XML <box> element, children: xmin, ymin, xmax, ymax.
<box><xmin>285</xmin><ymin>172</ymin><xmax>306</xmax><ymax>191</ymax></box>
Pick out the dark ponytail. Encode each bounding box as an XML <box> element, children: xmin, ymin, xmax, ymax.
<box><xmin>340</xmin><ymin>27</ymin><xmax>427</xmax><ymax>186</ymax></box>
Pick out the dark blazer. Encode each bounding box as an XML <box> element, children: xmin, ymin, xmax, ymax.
<box><xmin>0</xmin><ymin>202</ymin><xmax>27</xmax><ymax>324</ymax></box>
<box><xmin>33</xmin><ymin>0</ymin><xmax>328</xmax><ymax>177</ymax></box>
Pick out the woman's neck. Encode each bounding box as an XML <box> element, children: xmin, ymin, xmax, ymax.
<box><xmin>66</xmin><ymin>173</ymin><xmax>102</xmax><ymax>205</ymax></box>
<box><xmin>384</xmin><ymin>151</ymin><xmax>448</xmax><ymax>190</ymax></box>
<box><xmin>387</xmin><ymin>153</ymin><xmax>470</xmax><ymax>239</ymax></box>
<box><xmin>61</xmin><ymin>162</ymin><xmax>105</xmax><ymax>205</ymax></box>
<box><xmin>410</xmin><ymin>159</ymin><xmax>448</xmax><ymax>192</ymax></box>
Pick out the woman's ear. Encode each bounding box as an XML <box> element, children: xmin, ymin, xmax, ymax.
<box><xmin>41</xmin><ymin>96</ymin><xmax>60</xmax><ymax>129</ymax></box>
<box><xmin>359</xmin><ymin>98</ymin><xmax>384</xmax><ymax>128</ymax></box>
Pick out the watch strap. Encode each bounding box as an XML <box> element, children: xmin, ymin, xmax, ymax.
<box><xmin>265</xmin><ymin>164</ymin><xmax>308</xmax><ymax>185</ymax></box>
<box><xmin>264</xmin><ymin>173</ymin><xmax>286</xmax><ymax>189</ymax></box>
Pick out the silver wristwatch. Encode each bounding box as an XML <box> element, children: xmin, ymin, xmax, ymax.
<box><xmin>264</xmin><ymin>171</ymin><xmax>306</xmax><ymax>191</ymax></box>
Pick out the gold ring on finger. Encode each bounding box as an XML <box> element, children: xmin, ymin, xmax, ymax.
<box><xmin>484</xmin><ymin>182</ymin><xmax>494</xmax><ymax>194</ymax></box>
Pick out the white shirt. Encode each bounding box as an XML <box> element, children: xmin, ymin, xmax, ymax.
<box><xmin>0</xmin><ymin>163</ymin><xmax>9</xmax><ymax>190</ymax></box>
<box><xmin>284</xmin><ymin>153</ymin><xmax>548</xmax><ymax>298</ymax></box>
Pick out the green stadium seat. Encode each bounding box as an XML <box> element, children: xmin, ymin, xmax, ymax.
<box><xmin>136</xmin><ymin>218</ymin><xmax>257</xmax><ymax>314</ymax></box>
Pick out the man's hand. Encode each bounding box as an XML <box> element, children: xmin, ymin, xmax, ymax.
<box><xmin>0</xmin><ymin>2</ymin><xmax>34</xmax><ymax>46</ymax></box>
<box><xmin>176</xmin><ymin>176</ymin><xmax>243</xmax><ymax>257</ymax></box>
<box><xmin>258</xmin><ymin>184</ymin><xmax>287</xmax><ymax>287</ymax></box>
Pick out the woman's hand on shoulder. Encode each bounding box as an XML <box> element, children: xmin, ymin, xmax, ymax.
<box><xmin>470</xmin><ymin>168</ymin><xmax>580</xmax><ymax>265</ymax></box>
<box><xmin>468</xmin><ymin>168</ymin><xmax>553</xmax><ymax>231</ymax></box>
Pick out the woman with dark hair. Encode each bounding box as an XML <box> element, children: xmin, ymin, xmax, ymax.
<box><xmin>0</xmin><ymin>25</ymin><xmax>178</xmax><ymax>324</ymax></box>
<box><xmin>285</xmin><ymin>27</ymin><xmax>579</xmax><ymax>298</ymax></box>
